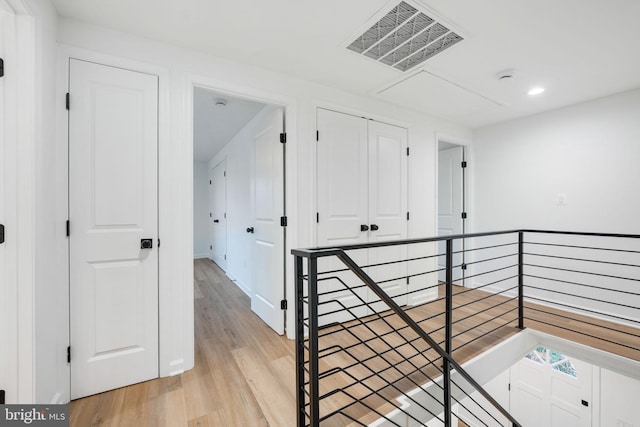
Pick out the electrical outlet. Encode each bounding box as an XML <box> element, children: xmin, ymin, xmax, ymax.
<box><xmin>557</xmin><ymin>193</ymin><xmax>567</xmax><ymax>205</ymax></box>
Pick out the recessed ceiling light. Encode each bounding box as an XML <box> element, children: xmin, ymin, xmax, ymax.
<box><xmin>528</xmin><ymin>87</ymin><xmax>545</xmax><ymax>96</ymax></box>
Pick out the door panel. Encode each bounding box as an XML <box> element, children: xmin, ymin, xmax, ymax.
<box><xmin>438</xmin><ymin>146</ymin><xmax>464</xmax><ymax>284</ymax></box>
<box><xmin>316</xmin><ymin>109</ymin><xmax>369</xmax><ymax>323</ymax></box>
<box><xmin>211</xmin><ymin>160</ymin><xmax>227</xmax><ymax>270</ymax></box>
<box><xmin>510</xmin><ymin>349</ymin><xmax>592</xmax><ymax>427</ymax></box>
<box><xmin>251</xmin><ymin>106</ymin><xmax>285</xmax><ymax>334</ymax></box>
<box><xmin>69</xmin><ymin>59</ymin><xmax>159</xmax><ymax>399</ymax></box>
<box><xmin>367</xmin><ymin>120</ymin><xmax>408</xmax><ymax>309</ymax></box>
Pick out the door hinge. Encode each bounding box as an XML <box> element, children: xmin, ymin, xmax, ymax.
<box><xmin>224</xmin><ymin>171</ymin><xmax>226</xmax><ymax>177</ymax></box>
<box><xmin>67</xmin><ymin>346</ymin><xmax>71</xmax><ymax>364</ymax></box>
<box><xmin>0</xmin><ymin>58</ymin><xmax>4</xmax><ymax>78</ymax></box>
<box><xmin>461</xmin><ymin>212</ymin><xmax>467</xmax><ymax>219</ymax></box>
<box><xmin>209</xmin><ymin>212</ymin><xmax>212</xmax><ymax>217</ymax></box>
<box><xmin>66</xmin><ymin>220</ymin><xmax>70</xmax><ymax>237</ymax></box>
<box><xmin>224</xmin><ymin>213</ymin><xmax>226</xmax><ymax>219</ymax></box>
<box><xmin>316</xmin><ymin>130</ymin><xmax>319</xmax><ymax>141</ymax></box>
<box><xmin>280</xmin><ymin>132</ymin><xmax>287</xmax><ymax>143</ymax></box>
<box><xmin>224</xmin><ymin>254</ymin><xmax>226</xmax><ymax>260</ymax></box>
<box><xmin>508</xmin><ymin>383</ymin><xmax>511</xmax><ymax>391</ymax></box>
<box><xmin>209</xmin><ymin>179</ymin><xmax>212</xmax><ymax>184</ymax></box>
<box><xmin>0</xmin><ymin>224</ymin><xmax>4</xmax><ymax>244</ymax></box>
<box><xmin>406</xmin><ymin>211</ymin><xmax>410</xmax><ymax>221</ymax></box>
<box><xmin>158</xmin><ymin>239</ymin><xmax>161</xmax><ymax>248</ymax></box>
<box><xmin>406</xmin><ymin>147</ymin><xmax>410</xmax><ymax>156</ymax></box>
<box><xmin>461</xmin><ymin>161</ymin><xmax>467</xmax><ymax>168</ymax></box>
<box><xmin>65</xmin><ymin>93</ymin><xmax>70</xmax><ymax>110</ymax></box>
<box><xmin>280</xmin><ymin>216</ymin><xmax>288</xmax><ymax>227</ymax></box>
<box><xmin>210</xmin><ymin>245</ymin><xmax>212</xmax><ymax>250</ymax></box>
<box><xmin>316</xmin><ymin>212</ymin><xmax>319</xmax><ymax>223</ymax></box>
<box><xmin>280</xmin><ymin>299</ymin><xmax>288</xmax><ymax>310</ymax></box>
<box><xmin>0</xmin><ymin>389</ymin><xmax>5</xmax><ymax>405</ymax></box>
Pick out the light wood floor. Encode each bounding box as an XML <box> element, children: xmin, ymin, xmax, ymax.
<box><xmin>69</xmin><ymin>259</ymin><xmax>297</xmax><ymax>427</ymax></box>
<box><xmin>69</xmin><ymin>259</ymin><xmax>639</xmax><ymax>427</ymax></box>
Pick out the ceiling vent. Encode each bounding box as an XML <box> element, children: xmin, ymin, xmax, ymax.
<box><xmin>347</xmin><ymin>1</ymin><xmax>463</xmax><ymax>72</ymax></box>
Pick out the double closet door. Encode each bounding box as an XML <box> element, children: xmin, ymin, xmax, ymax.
<box><xmin>316</xmin><ymin>108</ymin><xmax>408</xmax><ymax>322</ymax></box>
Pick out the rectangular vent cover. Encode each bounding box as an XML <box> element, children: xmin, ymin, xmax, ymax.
<box><xmin>347</xmin><ymin>1</ymin><xmax>463</xmax><ymax>72</ymax></box>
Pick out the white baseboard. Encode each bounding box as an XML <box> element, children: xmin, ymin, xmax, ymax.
<box><xmin>193</xmin><ymin>253</ymin><xmax>209</xmax><ymax>259</ymax></box>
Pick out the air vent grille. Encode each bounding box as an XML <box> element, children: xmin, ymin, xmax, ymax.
<box><xmin>347</xmin><ymin>1</ymin><xmax>463</xmax><ymax>72</ymax></box>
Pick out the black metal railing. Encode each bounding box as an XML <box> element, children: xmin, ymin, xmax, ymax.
<box><xmin>293</xmin><ymin>229</ymin><xmax>640</xmax><ymax>427</ymax></box>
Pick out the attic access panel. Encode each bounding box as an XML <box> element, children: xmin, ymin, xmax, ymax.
<box><xmin>347</xmin><ymin>1</ymin><xmax>463</xmax><ymax>72</ymax></box>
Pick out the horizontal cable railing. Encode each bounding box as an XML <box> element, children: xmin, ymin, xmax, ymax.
<box><xmin>294</xmin><ymin>229</ymin><xmax>640</xmax><ymax>426</ymax></box>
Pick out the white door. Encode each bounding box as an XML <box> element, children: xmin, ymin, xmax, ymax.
<box><xmin>69</xmin><ymin>59</ymin><xmax>159</xmax><ymax>399</ymax></box>
<box><xmin>317</xmin><ymin>109</ymin><xmax>408</xmax><ymax>320</ymax></box>
<box><xmin>317</xmin><ymin>108</ymin><xmax>369</xmax><ymax>323</ymax></box>
<box><xmin>367</xmin><ymin>120</ymin><xmax>408</xmax><ymax>308</ymax></box>
<box><xmin>210</xmin><ymin>160</ymin><xmax>227</xmax><ymax>270</ymax></box>
<box><xmin>250</xmin><ymin>106</ymin><xmax>285</xmax><ymax>334</ymax></box>
<box><xmin>510</xmin><ymin>347</ymin><xmax>592</xmax><ymax>427</ymax></box>
<box><xmin>438</xmin><ymin>145</ymin><xmax>464</xmax><ymax>284</ymax></box>
<box><xmin>0</xmin><ymin>6</ymin><xmax>7</xmax><ymax>399</ymax></box>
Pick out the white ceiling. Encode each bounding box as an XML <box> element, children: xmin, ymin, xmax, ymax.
<box><xmin>52</xmin><ymin>0</ymin><xmax>640</xmax><ymax>128</ymax></box>
<box><xmin>193</xmin><ymin>88</ymin><xmax>264</xmax><ymax>162</ymax></box>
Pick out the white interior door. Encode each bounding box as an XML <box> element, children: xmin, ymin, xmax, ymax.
<box><xmin>438</xmin><ymin>145</ymin><xmax>464</xmax><ymax>284</ymax></box>
<box><xmin>0</xmin><ymin>6</ymin><xmax>7</xmax><ymax>399</ymax></box>
<box><xmin>250</xmin><ymin>106</ymin><xmax>285</xmax><ymax>334</ymax></box>
<box><xmin>69</xmin><ymin>59</ymin><xmax>159</xmax><ymax>399</ymax></box>
<box><xmin>510</xmin><ymin>348</ymin><xmax>592</xmax><ymax>427</ymax></box>
<box><xmin>210</xmin><ymin>159</ymin><xmax>227</xmax><ymax>270</ymax></box>
<box><xmin>367</xmin><ymin>120</ymin><xmax>408</xmax><ymax>309</ymax></box>
<box><xmin>316</xmin><ymin>108</ymin><xmax>369</xmax><ymax>323</ymax></box>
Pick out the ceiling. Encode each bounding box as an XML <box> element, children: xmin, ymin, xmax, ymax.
<box><xmin>193</xmin><ymin>88</ymin><xmax>264</xmax><ymax>162</ymax></box>
<box><xmin>52</xmin><ymin>0</ymin><xmax>640</xmax><ymax>128</ymax></box>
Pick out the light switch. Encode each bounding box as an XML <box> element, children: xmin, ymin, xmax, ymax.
<box><xmin>557</xmin><ymin>193</ymin><xmax>567</xmax><ymax>205</ymax></box>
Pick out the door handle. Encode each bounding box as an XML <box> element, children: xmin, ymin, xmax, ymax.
<box><xmin>213</xmin><ymin>219</ymin><xmax>219</xmax><ymax>223</ymax></box>
<box><xmin>246</xmin><ymin>227</ymin><xmax>254</xmax><ymax>233</ymax></box>
<box><xmin>360</xmin><ymin>224</ymin><xmax>369</xmax><ymax>232</ymax></box>
<box><xmin>370</xmin><ymin>224</ymin><xmax>379</xmax><ymax>231</ymax></box>
<box><xmin>140</xmin><ymin>238</ymin><xmax>153</xmax><ymax>249</ymax></box>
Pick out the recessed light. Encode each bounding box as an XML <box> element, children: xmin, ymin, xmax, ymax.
<box><xmin>528</xmin><ymin>87</ymin><xmax>545</xmax><ymax>96</ymax></box>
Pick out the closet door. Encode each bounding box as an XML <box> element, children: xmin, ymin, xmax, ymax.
<box><xmin>367</xmin><ymin>121</ymin><xmax>408</xmax><ymax>309</ymax></box>
<box><xmin>316</xmin><ymin>108</ymin><xmax>368</xmax><ymax>323</ymax></box>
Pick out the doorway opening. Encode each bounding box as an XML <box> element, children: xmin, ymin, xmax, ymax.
<box><xmin>437</xmin><ymin>140</ymin><xmax>467</xmax><ymax>286</ymax></box>
<box><xmin>192</xmin><ymin>86</ymin><xmax>287</xmax><ymax>335</ymax></box>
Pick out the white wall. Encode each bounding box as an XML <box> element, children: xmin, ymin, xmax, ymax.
<box><xmin>32</xmin><ymin>0</ymin><xmax>68</xmax><ymax>404</ymax></box>
<box><xmin>55</xmin><ymin>17</ymin><xmax>470</xmax><ymax>351</ymax></box>
<box><xmin>473</xmin><ymin>88</ymin><xmax>640</xmax><ymax>234</ymax></box>
<box><xmin>193</xmin><ymin>161</ymin><xmax>210</xmax><ymax>258</ymax></box>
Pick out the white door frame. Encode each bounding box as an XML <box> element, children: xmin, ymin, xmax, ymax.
<box><xmin>186</xmin><ymin>75</ymin><xmax>298</xmax><ymax>338</ymax></box>
<box><xmin>0</xmin><ymin>0</ymin><xmax>37</xmax><ymax>404</ymax></box>
<box><xmin>57</xmin><ymin>46</ymin><xmax>189</xmax><ymax>382</ymax></box>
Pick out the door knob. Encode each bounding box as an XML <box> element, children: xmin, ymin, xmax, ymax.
<box><xmin>213</xmin><ymin>219</ymin><xmax>219</xmax><ymax>223</ymax></box>
<box><xmin>140</xmin><ymin>238</ymin><xmax>153</xmax><ymax>249</ymax></box>
<box><xmin>246</xmin><ymin>227</ymin><xmax>254</xmax><ymax>233</ymax></box>
<box><xmin>370</xmin><ymin>224</ymin><xmax>379</xmax><ymax>231</ymax></box>
<box><xmin>360</xmin><ymin>224</ymin><xmax>369</xmax><ymax>232</ymax></box>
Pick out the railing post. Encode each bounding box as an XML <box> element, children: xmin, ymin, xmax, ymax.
<box><xmin>295</xmin><ymin>255</ymin><xmax>306</xmax><ymax>427</ymax></box>
<box><xmin>444</xmin><ymin>239</ymin><xmax>453</xmax><ymax>427</ymax></box>
<box><xmin>308</xmin><ymin>256</ymin><xmax>320</xmax><ymax>427</ymax></box>
<box><xmin>518</xmin><ymin>231</ymin><xmax>525</xmax><ymax>330</ymax></box>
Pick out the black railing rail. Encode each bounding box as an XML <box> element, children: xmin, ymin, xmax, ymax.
<box><xmin>294</xmin><ymin>229</ymin><xmax>640</xmax><ymax>427</ymax></box>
